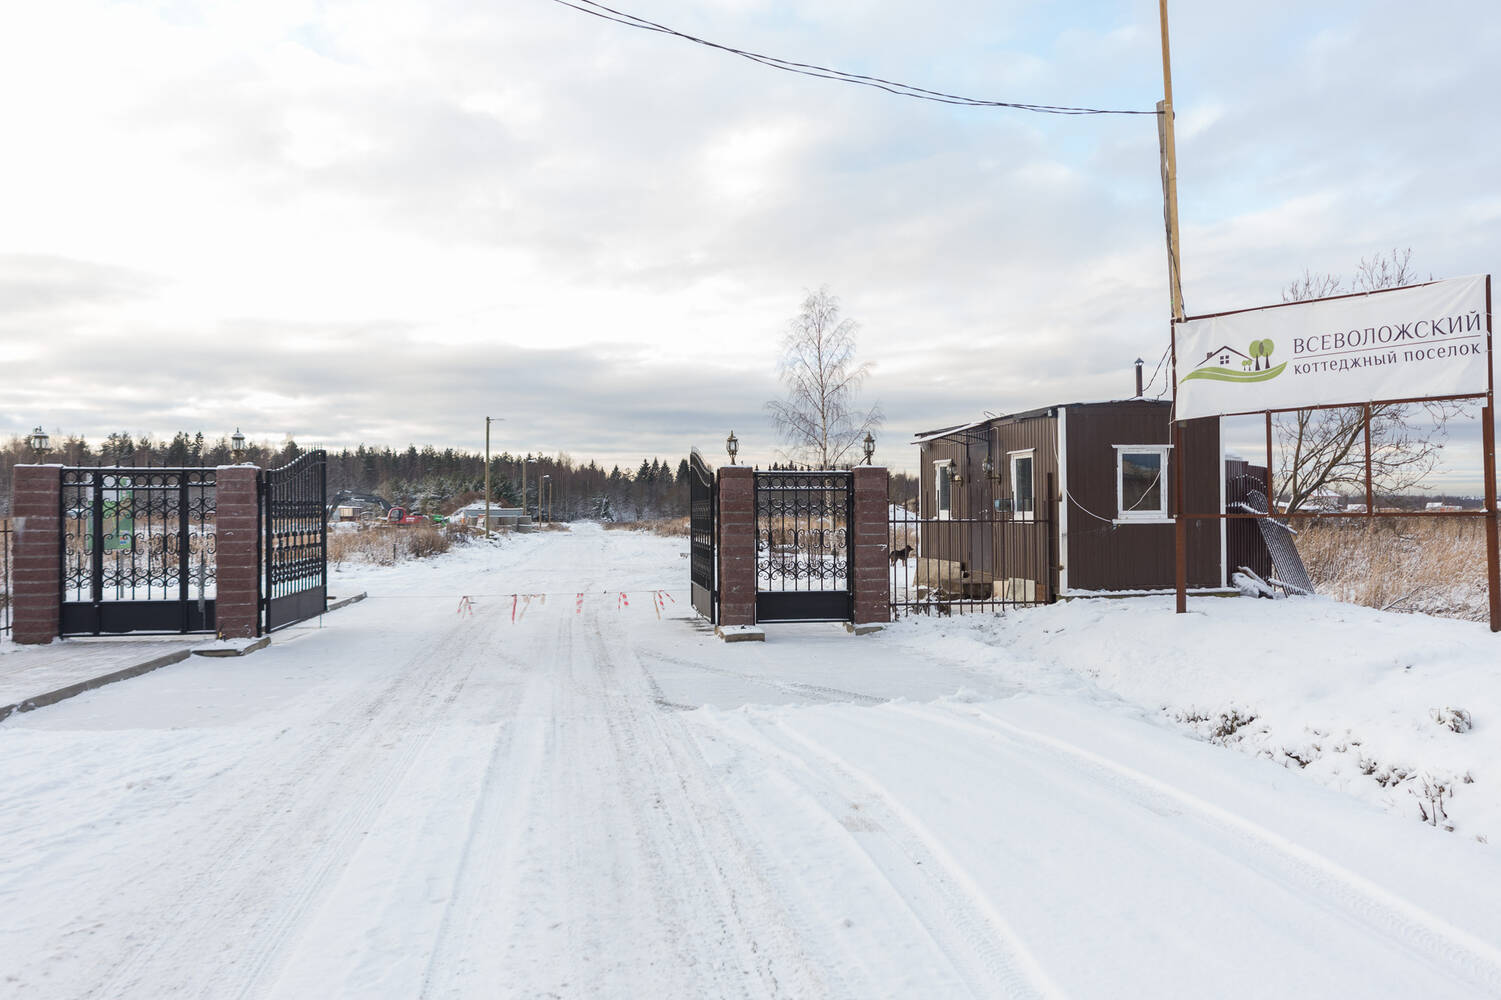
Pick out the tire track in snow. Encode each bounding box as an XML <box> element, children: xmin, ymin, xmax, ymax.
<box><xmin>642</xmin><ymin>651</ymin><xmax>886</xmax><ymax>707</ymax></box>
<box><xmin>728</xmin><ymin>712</ymin><xmax>1065</xmax><ymax>1000</ymax></box>
<box><xmin>901</xmin><ymin>702</ymin><xmax>1501</xmax><ymax>997</ymax></box>
<box><xmin>579</xmin><ymin>618</ymin><xmax>837</xmax><ymax>998</ymax></box>
<box><xmin>88</xmin><ymin>602</ymin><xmax>509</xmax><ymax>1000</ymax></box>
<box><xmin>413</xmin><ymin>609</ymin><xmax>560</xmax><ymax>999</ymax></box>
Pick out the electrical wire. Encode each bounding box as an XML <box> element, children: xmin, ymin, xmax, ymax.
<box><xmin>551</xmin><ymin>0</ymin><xmax>1158</xmax><ymax>116</ymax></box>
<box><xmin>1143</xmin><ymin>342</ymin><xmax>1171</xmax><ymax>399</ymax></box>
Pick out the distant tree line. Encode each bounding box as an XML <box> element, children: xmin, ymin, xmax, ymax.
<box><xmin>1</xmin><ymin>430</ymin><xmax>920</xmax><ymax>519</ymax></box>
<box><xmin>0</xmin><ymin>431</ymin><xmax>692</xmax><ymax>522</ymax></box>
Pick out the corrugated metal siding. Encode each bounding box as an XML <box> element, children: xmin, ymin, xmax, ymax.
<box><xmin>1062</xmin><ymin>403</ymin><xmax>1222</xmax><ymax>590</ymax></box>
<box><xmin>989</xmin><ymin>414</ymin><xmax>1059</xmax><ymax>597</ymax></box>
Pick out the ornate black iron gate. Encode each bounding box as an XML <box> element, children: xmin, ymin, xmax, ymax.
<box><xmin>262</xmin><ymin>451</ymin><xmax>327</xmax><ymax>632</ymax></box>
<box><xmin>60</xmin><ymin>468</ymin><xmax>218</xmax><ymax>635</ymax></box>
<box><xmin>755</xmin><ymin>470</ymin><xmax>853</xmax><ymax>622</ymax></box>
<box><xmin>689</xmin><ymin>449</ymin><xmax>717</xmax><ymax>623</ymax></box>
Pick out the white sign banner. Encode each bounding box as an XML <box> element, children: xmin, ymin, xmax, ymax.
<box><xmin>1175</xmin><ymin>274</ymin><xmax>1491</xmax><ymax>420</ymax></box>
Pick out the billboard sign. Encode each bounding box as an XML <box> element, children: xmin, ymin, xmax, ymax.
<box><xmin>1175</xmin><ymin>274</ymin><xmax>1490</xmax><ymax>420</ymax></box>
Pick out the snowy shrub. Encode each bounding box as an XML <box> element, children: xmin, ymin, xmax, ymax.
<box><xmin>1429</xmin><ymin>707</ymin><xmax>1473</xmax><ymax>733</ymax></box>
<box><xmin>327</xmin><ymin>524</ymin><xmax>452</xmax><ymax>565</ymax></box>
<box><xmin>1212</xmin><ymin>709</ymin><xmax>1257</xmax><ymax>741</ymax></box>
<box><xmin>604</xmin><ymin>517</ymin><xmax>690</xmax><ymax>537</ymax></box>
<box><xmin>1412</xmin><ymin>773</ymin><xmax>1455</xmax><ymax>831</ymax></box>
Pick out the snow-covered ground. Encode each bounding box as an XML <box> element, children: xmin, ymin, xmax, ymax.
<box><xmin>2</xmin><ymin>523</ymin><xmax>1500</xmax><ymax>998</ymax></box>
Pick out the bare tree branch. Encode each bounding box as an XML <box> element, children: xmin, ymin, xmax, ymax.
<box><xmin>1276</xmin><ymin>250</ymin><xmax>1469</xmax><ymax>512</ymax></box>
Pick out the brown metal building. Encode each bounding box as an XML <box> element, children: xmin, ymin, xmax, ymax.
<box><xmin>912</xmin><ymin>400</ymin><xmax>1228</xmax><ymax>599</ymax></box>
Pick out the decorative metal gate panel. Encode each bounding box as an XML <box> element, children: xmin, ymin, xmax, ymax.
<box><xmin>755</xmin><ymin>470</ymin><xmax>853</xmax><ymax>622</ymax></box>
<box><xmin>689</xmin><ymin>449</ymin><xmax>717</xmax><ymax>623</ymax></box>
<box><xmin>60</xmin><ymin>468</ymin><xmax>217</xmax><ymax>635</ymax></box>
<box><xmin>262</xmin><ymin>451</ymin><xmax>327</xmax><ymax>632</ymax></box>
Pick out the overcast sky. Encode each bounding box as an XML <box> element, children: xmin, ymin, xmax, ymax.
<box><xmin>2</xmin><ymin>0</ymin><xmax>1497</xmax><ymax>485</ymax></box>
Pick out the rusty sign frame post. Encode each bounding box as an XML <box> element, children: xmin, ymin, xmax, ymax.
<box><xmin>1169</xmin><ymin>276</ymin><xmax>1499</xmax><ymax>633</ymax></box>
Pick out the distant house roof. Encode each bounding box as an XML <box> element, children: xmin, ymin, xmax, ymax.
<box><xmin>455</xmin><ymin>503</ymin><xmax>524</xmax><ymax>516</ymax></box>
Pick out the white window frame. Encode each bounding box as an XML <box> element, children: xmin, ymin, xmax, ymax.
<box><xmin>1114</xmin><ymin>444</ymin><xmax>1172</xmax><ymax>523</ymax></box>
<box><xmin>1008</xmin><ymin>449</ymin><xmax>1036</xmax><ymax>522</ymax></box>
<box><xmin>933</xmin><ymin>459</ymin><xmax>954</xmax><ymax>520</ymax></box>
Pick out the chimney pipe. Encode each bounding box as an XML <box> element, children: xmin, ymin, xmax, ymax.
<box><xmin>1134</xmin><ymin>358</ymin><xmax>1144</xmax><ymax>397</ymax></box>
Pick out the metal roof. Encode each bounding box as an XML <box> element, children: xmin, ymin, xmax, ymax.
<box><xmin>911</xmin><ymin>398</ymin><xmax>1171</xmax><ymax>444</ymax></box>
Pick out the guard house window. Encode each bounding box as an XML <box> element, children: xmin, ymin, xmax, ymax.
<box><xmin>1009</xmin><ymin>450</ymin><xmax>1035</xmax><ymax>521</ymax></box>
<box><xmin>1116</xmin><ymin>445</ymin><xmax>1171</xmax><ymax>520</ymax></box>
<box><xmin>934</xmin><ymin>460</ymin><xmax>953</xmax><ymax>520</ymax></box>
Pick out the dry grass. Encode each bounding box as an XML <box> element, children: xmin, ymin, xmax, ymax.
<box><xmin>327</xmin><ymin>523</ymin><xmax>460</xmax><ymax>567</ymax></box>
<box><xmin>1294</xmin><ymin>517</ymin><xmax>1490</xmax><ymax>621</ymax></box>
<box><xmin>604</xmin><ymin>517</ymin><xmax>690</xmax><ymax>537</ymax></box>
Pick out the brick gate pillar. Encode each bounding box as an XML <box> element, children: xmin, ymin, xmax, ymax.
<box><xmin>11</xmin><ymin>465</ymin><xmax>62</xmax><ymax>645</ymax></box>
<box><xmin>215</xmin><ymin>466</ymin><xmax>260</xmax><ymax>639</ymax></box>
<box><xmin>716</xmin><ymin>465</ymin><xmax>757</xmax><ymax>629</ymax></box>
<box><xmin>851</xmin><ymin>466</ymin><xmax>891</xmax><ymax>628</ymax></box>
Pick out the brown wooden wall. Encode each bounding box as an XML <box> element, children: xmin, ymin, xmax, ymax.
<box><xmin>1061</xmin><ymin>403</ymin><xmax>1222</xmax><ymax>591</ymax></box>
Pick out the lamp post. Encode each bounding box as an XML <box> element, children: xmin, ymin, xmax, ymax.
<box><xmin>726</xmin><ymin>431</ymin><xmax>738</xmax><ymax>466</ymax></box>
<box><xmin>29</xmin><ymin>426</ymin><xmax>50</xmax><ymax>463</ymax></box>
<box><xmin>542</xmin><ymin>474</ymin><xmax>551</xmax><ymax>523</ymax></box>
<box><xmin>862</xmin><ymin>431</ymin><xmax>875</xmax><ymax>466</ymax></box>
<box><xmin>230</xmin><ymin>428</ymin><xmax>246</xmax><ymax>464</ymax></box>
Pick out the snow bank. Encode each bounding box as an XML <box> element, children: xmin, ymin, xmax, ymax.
<box><xmin>878</xmin><ymin>595</ymin><xmax>1500</xmax><ymax>841</ymax></box>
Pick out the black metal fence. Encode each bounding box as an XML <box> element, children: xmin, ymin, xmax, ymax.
<box><xmin>60</xmin><ymin>468</ymin><xmax>218</xmax><ymax>635</ymax></box>
<box><xmin>889</xmin><ymin>481</ymin><xmax>1054</xmax><ymax>617</ymax></box>
<box><xmin>755</xmin><ymin>470</ymin><xmax>853</xmax><ymax>622</ymax></box>
<box><xmin>1</xmin><ymin>517</ymin><xmax>12</xmax><ymax>637</ymax></box>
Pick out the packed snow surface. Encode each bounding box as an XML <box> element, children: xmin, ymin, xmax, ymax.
<box><xmin>2</xmin><ymin>523</ymin><xmax>1500</xmax><ymax>998</ymax></box>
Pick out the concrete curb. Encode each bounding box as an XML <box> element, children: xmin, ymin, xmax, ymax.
<box><xmin>194</xmin><ymin>636</ymin><xmax>272</xmax><ymax>658</ymax></box>
<box><xmin>325</xmin><ymin>592</ymin><xmax>368</xmax><ymax>614</ymax></box>
<box><xmin>715</xmin><ymin>625</ymin><xmax>766</xmax><ymax>643</ymax></box>
<box><xmin>0</xmin><ymin>648</ymin><xmax>195</xmax><ymax>723</ymax></box>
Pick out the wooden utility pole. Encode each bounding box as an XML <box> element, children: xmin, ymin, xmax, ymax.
<box><xmin>1158</xmin><ymin>0</ymin><xmax>1185</xmax><ymax>323</ymax></box>
<box><xmin>1159</xmin><ymin>0</ymin><xmax>1191</xmax><ymax>614</ymax></box>
<box><xmin>1486</xmin><ymin>277</ymin><xmax>1500</xmax><ymax>632</ymax></box>
<box><xmin>484</xmin><ymin>416</ymin><xmax>504</xmax><ymax>539</ymax></box>
<box><xmin>484</xmin><ymin>417</ymin><xmax>493</xmax><ymax>539</ymax></box>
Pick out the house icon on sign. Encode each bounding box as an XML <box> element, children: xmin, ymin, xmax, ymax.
<box><xmin>1199</xmin><ymin>344</ymin><xmax>1250</xmax><ymax>368</ymax></box>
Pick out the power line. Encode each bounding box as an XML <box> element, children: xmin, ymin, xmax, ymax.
<box><xmin>551</xmin><ymin>0</ymin><xmax>1157</xmax><ymax>116</ymax></box>
<box><xmin>1145</xmin><ymin>342</ymin><xmax>1172</xmax><ymax>399</ymax></box>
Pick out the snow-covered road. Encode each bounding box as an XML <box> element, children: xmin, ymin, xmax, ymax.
<box><xmin>3</xmin><ymin>524</ymin><xmax>1500</xmax><ymax>998</ymax></box>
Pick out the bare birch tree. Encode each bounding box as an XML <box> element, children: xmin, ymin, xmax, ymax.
<box><xmin>766</xmin><ymin>287</ymin><xmax>883</xmax><ymax>469</ymax></box>
<box><xmin>1276</xmin><ymin>249</ymin><xmax>1465</xmax><ymax>512</ymax></box>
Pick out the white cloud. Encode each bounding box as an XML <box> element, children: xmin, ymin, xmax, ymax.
<box><xmin>1</xmin><ymin>0</ymin><xmax>1497</xmax><ymax>486</ymax></box>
